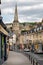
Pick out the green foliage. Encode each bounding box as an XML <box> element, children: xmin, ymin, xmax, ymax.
<box><xmin>20</xmin><ymin>22</ymin><xmax>36</xmax><ymax>25</ymax></box>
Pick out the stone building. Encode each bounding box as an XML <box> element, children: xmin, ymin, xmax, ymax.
<box><xmin>24</xmin><ymin>20</ymin><xmax>43</xmax><ymax>52</ymax></box>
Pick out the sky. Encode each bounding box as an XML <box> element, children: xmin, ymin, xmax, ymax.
<box><xmin>0</xmin><ymin>0</ymin><xmax>43</xmax><ymax>23</ymax></box>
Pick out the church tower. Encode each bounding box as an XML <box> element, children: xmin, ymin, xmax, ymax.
<box><xmin>12</xmin><ymin>3</ymin><xmax>20</xmax><ymax>44</ymax></box>
<box><xmin>12</xmin><ymin>3</ymin><xmax>19</xmax><ymax>35</ymax></box>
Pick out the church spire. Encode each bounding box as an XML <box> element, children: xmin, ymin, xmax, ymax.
<box><xmin>14</xmin><ymin>3</ymin><xmax>18</xmax><ymax>22</ymax></box>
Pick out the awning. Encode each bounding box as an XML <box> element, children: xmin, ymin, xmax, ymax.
<box><xmin>0</xmin><ymin>25</ymin><xmax>8</xmax><ymax>36</ymax></box>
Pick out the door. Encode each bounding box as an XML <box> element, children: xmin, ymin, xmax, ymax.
<box><xmin>1</xmin><ymin>35</ymin><xmax>4</xmax><ymax>60</ymax></box>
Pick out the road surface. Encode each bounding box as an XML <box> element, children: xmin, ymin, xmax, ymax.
<box><xmin>2</xmin><ymin>51</ymin><xmax>32</xmax><ymax>65</ymax></box>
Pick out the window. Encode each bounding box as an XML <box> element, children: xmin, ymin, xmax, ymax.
<box><xmin>37</xmin><ymin>27</ymin><xmax>39</xmax><ymax>31</ymax></box>
<box><xmin>40</xmin><ymin>27</ymin><xmax>42</xmax><ymax>30</ymax></box>
<box><xmin>34</xmin><ymin>29</ymin><xmax>36</xmax><ymax>32</ymax></box>
<box><xmin>31</xmin><ymin>31</ymin><xmax>32</xmax><ymax>33</ymax></box>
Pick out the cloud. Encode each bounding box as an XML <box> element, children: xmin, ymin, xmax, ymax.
<box><xmin>18</xmin><ymin>4</ymin><xmax>43</xmax><ymax>11</ymax></box>
<box><xmin>19</xmin><ymin>14</ymin><xmax>41</xmax><ymax>23</ymax></box>
<box><xmin>2</xmin><ymin>0</ymin><xmax>43</xmax><ymax>3</ymax></box>
<box><xmin>1</xmin><ymin>0</ymin><xmax>15</xmax><ymax>3</ymax></box>
<box><xmin>17</xmin><ymin>0</ymin><xmax>43</xmax><ymax>3</ymax></box>
<box><xmin>1</xmin><ymin>0</ymin><xmax>43</xmax><ymax>23</ymax></box>
<box><xmin>2</xmin><ymin>8</ymin><xmax>14</xmax><ymax>15</ymax></box>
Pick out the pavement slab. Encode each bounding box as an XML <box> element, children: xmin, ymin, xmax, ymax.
<box><xmin>2</xmin><ymin>51</ymin><xmax>32</xmax><ymax>65</ymax></box>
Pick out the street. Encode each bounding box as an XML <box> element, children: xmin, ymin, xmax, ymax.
<box><xmin>2</xmin><ymin>51</ymin><xmax>32</xmax><ymax>65</ymax></box>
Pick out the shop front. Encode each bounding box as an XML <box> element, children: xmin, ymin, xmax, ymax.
<box><xmin>1</xmin><ymin>34</ymin><xmax>5</xmax><ymax>63</ymax></box>
<box><xmin>34</xmin><ymin>41</ymin><xmax>42</xmax><ymax>53</ymax></box>
<box><xmin>1</xmin><ymin>34</ymin><xmax>8</xmax><ymax>62</ymax></box>
<box><xmin>0</xmin><ymin>22</ymin><xmax>8</xmax><ymax>64</ymax></box>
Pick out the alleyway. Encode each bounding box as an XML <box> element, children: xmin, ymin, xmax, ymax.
<box><xmin>2</xmin><ymin>51</ymin><xmax>32</xmax><ymax>65</ymax></box>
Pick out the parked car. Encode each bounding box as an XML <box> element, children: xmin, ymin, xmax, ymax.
<box><xmin>24</xmin><ymin>48</ymin><xmax>30</xmax><ymax>52</ymax></box>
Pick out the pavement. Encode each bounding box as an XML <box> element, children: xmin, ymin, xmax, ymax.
<box><xmin>2</xmin><ymin>51</ymin><xmax>32</xmax><ymax>65</ymax></box>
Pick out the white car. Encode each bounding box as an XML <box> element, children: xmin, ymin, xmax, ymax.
<box><xmin>24</xmin><ymin>48</ymin><xmax>30</xmax><ymax>52</ymax></box>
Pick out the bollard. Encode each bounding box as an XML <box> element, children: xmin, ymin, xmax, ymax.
<box><xmin>37</xmin><ymin>63</ymin><xmax>40</xmax><ymax>65</ymax></box>
<box><xmin>36</xmin><ymin>62</ymin><xmax>38</xmax><ymax>65</ymax></box>
<box><xmin>31</xmin><ymin>57</ymin><xmax>32</xmax><ymax>64</ymax></box>
<box><xmin>29</xmin><ymin>55</ymin><xmax>30</xmax><ymax>60</ymax></box>
<box><xmin>33</xmin><ymin>60</ymin><xmax>35</xmax><ymax>65</ymax></box>
<box><xmin>34</xmin><ymin>60</ymin><xmax>37</xmax><ymax>65</ymax></box>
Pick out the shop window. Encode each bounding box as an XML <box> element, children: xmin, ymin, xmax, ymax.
<box><xmin>1</xmin><ymin>36</ymin><xmax>4</xmax><ymax>59</ymax></box>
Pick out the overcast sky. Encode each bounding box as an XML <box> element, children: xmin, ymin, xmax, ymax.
<box><xmin>0</xmin><ymin>0</ymin><xmax>43</xmax><ymax>23</ymax></box>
